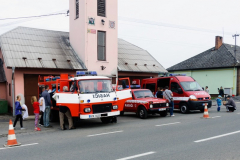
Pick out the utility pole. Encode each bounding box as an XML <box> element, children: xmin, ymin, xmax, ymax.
<box><xmin>232</xmin><ymin>34</ymin><xmax>239</xmax><ymax>64</ymax></box>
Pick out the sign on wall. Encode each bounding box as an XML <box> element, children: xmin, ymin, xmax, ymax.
<box><xmin>88</xmin><ymin>17</ymin><xmax>95</xmax><ymax>25</ymax></box>
<box><xmin>87</xmin><ymin>29</ymin><xmax>96</xmax><ymax>34</ymax></box>
<box><xmin>109</xmin><ymin>21</ymin><xmax>115</xmax><ymax>28</ymax></box>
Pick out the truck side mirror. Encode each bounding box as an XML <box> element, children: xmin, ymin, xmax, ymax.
<box><xmin>178</xmin><ymin>88</ymin><xmax>183</xmax><ymax>94</ymax></box>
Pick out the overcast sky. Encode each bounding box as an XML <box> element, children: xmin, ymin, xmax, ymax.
<box><xmin>0</xmin><ymin>0</ymin><xmax>239</xmax><ymax>69</ymax></box>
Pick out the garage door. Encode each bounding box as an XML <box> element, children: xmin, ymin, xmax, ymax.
<box><xmin>24</xmin><ymin>74</ymin><xmax>39</xmax><ymax>115</ymax></box>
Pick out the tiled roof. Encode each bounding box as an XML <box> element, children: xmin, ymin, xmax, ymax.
<box><xmin>0</xmin><ymin>27</ymin><xmax>166</xmax><ymax>73</ymax></box>
<box><xmin>118</xmin><ymin>39</ymin><xmax>167</xmax><ymax>73</ymax></box>
<box><xmin>0</xmin><ymin>59</ymin><xmax>6</xmax><ymax>82</ymax></box>
<box><xmin>167</xmin><ymin>43</ymin><xmax>240</xmax><ymax>71</ymax></box>
<box><xmin>0</xmin><ymin>27</ymin><xmax>86</xmax><ymax>70</ymax></box>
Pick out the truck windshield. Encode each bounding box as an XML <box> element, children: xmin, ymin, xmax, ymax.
<box><xmin>180</xmin><ymin>82</ymin><xmax>203</xmax><ymax>91</ymax></box>
<box><xmin>78</xmin><ymin>79</ymin><xmax>113</xmax><ymax>93</ymax></box>
<box><xmin>134</xmin><ymin>90</ymin><xmax>154</xmax><ymax>98</ymax></box>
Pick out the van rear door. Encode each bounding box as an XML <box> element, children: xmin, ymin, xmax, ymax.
<box><xmin>116</xmin><ymin>78</ymin><xmax>132</xmax><ymax>111</ymax></box>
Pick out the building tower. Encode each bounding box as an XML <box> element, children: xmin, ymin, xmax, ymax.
<box><xmin>69</xmin><ymin>0</ymin><xmax>118</xmax><ymax>77</ymax></box>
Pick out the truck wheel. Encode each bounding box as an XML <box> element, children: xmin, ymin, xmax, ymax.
<box><xmin>101</xmin><ymin>117</ymin><xmax>111</xmax><ymax>124</ymax></box>
<box><xmin>138</xmin><ymin>106</ymin><xmax>148</xmax><ymax>119</ymax></box>
<box><xmin>160</xmin><ymin>111</ymin><xmax>167</xmax><ymax>117</ymax></box>
<box><xmin>120</xmin><ymin>111</ymin><xmax>124</xmax><ymax>116</ymax></box>
<box><xmin>180</xmin><ymin>103</ymin><xmax>189</xmax><ymax>114</ymax></box>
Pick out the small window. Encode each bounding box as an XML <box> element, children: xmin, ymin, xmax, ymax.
<box><xmin>9</xmin><ymin>84</ymin><xmax>11</xmax><ymax>96</ymax></box>
<box><xmin>97</xmin><ymin>31</ymin><xmax>106</xmax><ymax>61</ymax></box>
<box><xmin>171</xmin><ymin>82</ymin><xmax>181</xmax><ymax>93</ymax></box>
<box><xmin>76</xmin><ymin>0</ymin><xmax>79</xmax><ymax>19</ymax></box>
<box><xmin>97</xmin><ymin>0</ymin><xmax>105</xmax><ymax>17</ymax></box>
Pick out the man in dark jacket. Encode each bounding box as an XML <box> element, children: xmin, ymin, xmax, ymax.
<box><xmin>219</xmin><ymin>87</ymin><xmax>224</xmax><ymax>97</ymax></box>
<box><xmin>224</xmin><ymin>95</ymin><xmax>236</xmax><ymax>112</ymax></box>
<box><xmin>41</xmin><ymin>85</ymin><xmax>52</xmax><ymax>127</ymax></box>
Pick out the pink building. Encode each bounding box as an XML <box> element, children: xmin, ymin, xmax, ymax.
<box><xmin>0</xmin><ymin>0</ymin><xmax>166</xmax><ymax>115</ymax></box>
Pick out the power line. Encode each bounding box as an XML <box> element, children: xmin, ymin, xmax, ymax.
<box><xmin>119</xmin><ymin>17</ymin><xmax>233</xmax><ymax>35</ymax></box>
<box><xmin>0</xmin><ymin>12</ymin><xmax>67</xmax><ymax>21</ymax></box>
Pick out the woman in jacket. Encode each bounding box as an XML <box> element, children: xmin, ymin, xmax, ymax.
<box><xmin>13</xmin><ymin>95</ymin><xmax>25</xmax><ymax>130</ymax></box>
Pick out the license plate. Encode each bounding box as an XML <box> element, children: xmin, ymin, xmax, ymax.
<box><xmin>89</xmin><ymin>114</ymin><xmax>101</xmax><ymax>118</ymax></box>
<box><xmin>159</xmin><ymin>108</ymin><xmax>166</xmax><ymax>111</ymax></box>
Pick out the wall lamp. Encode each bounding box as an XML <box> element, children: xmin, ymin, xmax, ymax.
<box><xmin>101</xmin><ymin>19</ymin><xmax>105</xmax><ymax>25</ymax></box>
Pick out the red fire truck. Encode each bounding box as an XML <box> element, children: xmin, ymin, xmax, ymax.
<box><xmin>38</xmin><ymin>71</ymin><xmax>132</xmax><ymax>124</ymax></box>
<box><xmin>141</xmin><ymin>74</ymin><xmax>212</xmax><ymax>113</ymax></box>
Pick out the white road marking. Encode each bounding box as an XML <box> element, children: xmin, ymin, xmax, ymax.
<box><xmin>194</xmin><ymin>130</ymin><xmax>240</xmax><ymax>143</ymax></box>
<box><xmin>116</xmin><ymin>151</ymin><xmax>155</xmax><ymax>160</ymax></box>
<box><xmin>0</xmin><ymin>143</ymin><xmax>38</xmax><ymax>150</ymax></box>
<box><xmin>212</xmin><ymin>116</ymin><xmax>221</xmax><ymax>118</ymax></box>
<box><xmin>87</xmin><ymin>130</ymin><xmax>123</xmax><ymax>137</ymax></box>
<box><xmin>155</xmin><ymin>122</ymin><xmax>181</xmax><ymax>127</ymax></box>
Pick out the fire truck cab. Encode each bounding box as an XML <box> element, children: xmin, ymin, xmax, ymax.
<box><xmin>38</xmin><ymin>71</ymin><xmax>132</xmax><ymax>124</ymax></box>
<box><xmin>142</xmin><ymin>74</ymin><xmax>212</xmax><ymax>113</ymax></box>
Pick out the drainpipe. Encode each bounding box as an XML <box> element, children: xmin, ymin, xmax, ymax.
<box><xmin>12</xmin><ymin>67</ymin><xmax>15</xmax><ymax>116</ymax></box>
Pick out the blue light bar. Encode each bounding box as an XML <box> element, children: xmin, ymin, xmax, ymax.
<box><xmin>169</xmin><ymin>73</ymin><xmax>186</xmax><ymax>76</ymax></box>
<box><xmin>88</xmin><ymin>71</ymin><xmax>97</xmax><ymax>76</ymax></box>
<box><xmin>76</xmin><ymin>71</ymin><xmax>97</xmax><ymax>76</ymax></box>
<box><xmin>76</xmin><ymin>71</ymin><xmax>86</xmax><ymax>76</ymax></box>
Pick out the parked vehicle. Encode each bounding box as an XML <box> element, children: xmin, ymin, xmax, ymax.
<box><xmin>122</xmin><ymin>89</ymin><xmax>169</xmax><ymax>119</ymax></box>
<box><xmin>38</xmin><ymin>71</ymin><xmax>132</xmax><ymax>124</ymax></box>
<box><xmin>142</xmin><ymin>74</ymin><xmax>212</xmax><ymax>113</ymax></box>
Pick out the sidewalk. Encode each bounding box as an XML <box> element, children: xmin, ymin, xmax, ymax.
<box><xmin>0</xmin><ymin>114</ymin><xmax>59</xmax><ymax>137</ymax></box>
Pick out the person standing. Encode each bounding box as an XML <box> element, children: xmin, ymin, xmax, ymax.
<box><xmin>219</xmin><ymin>87</ymin><xmax>224</xmax><ymax>97</ymax></box>
<box><xmin>224</xmin><ymin>95</ymin><xmax>236</xmax><ymax>112</ymax></box>
<box><xmin>13</xmin><ymin>95</ymin><xmax>25</xmax><ymax>130</ymax></box>
<box><xmin>205</xmin><ymin>86</ymin><xmax>209</xmax><ymax>93</ymax></box>
<box><xmin>39</xmin><ymin>87</ymin><xmax>45</xmax><ymax>126</ymax></box>
<box><xmin>57</xmin><ymin>86</ymin><xmax>75</xmax><ymax>130</ymax></box>
<box><xmin>163</xmin><ymin>86</ymin><xmax>175</xmax><ymax>117</ymax></box>
<box><xmin>216</xmin><ymin>95</ymin><xmax>222</xmax><ymax>112</ymax></box>
<box><xmin>42</xmin><ymin>85</ymin><xmax>52</xmax><ymax>128</ymax></box>
<box><xmin>31</xmin><ymin>96</ymin><xmax>41</xmax><ymax>131</ymax></box>
<box><xmin>155</xmin><ymin>87</ymin><xmax>163</xmax><ymax>98</ymax></box>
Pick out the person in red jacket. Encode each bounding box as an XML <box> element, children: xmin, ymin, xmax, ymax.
<box><xmin>31</xmin><ymin>96</ymin><xmax>41</xmax><ymax>131</ymax></box>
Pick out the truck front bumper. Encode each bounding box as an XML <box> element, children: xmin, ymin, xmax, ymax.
<box><xmin>187</xmin><ymin>100</ymin><xmax>212</xmax><ymax>110</ymax></box>
<box><xmin>80</xmin><ymin>111</ymin><xmax>120</xmax><ymax>119</ymax></box>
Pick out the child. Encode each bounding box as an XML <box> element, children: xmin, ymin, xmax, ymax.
<box><xmin>13</xmin><ymin>95</ymin><xmax>25</xmax><ymax>130</ymax></box>
<box><xmin>31</xmin><ymin>96</ymin><xmax>41</xmax><ymax>131</ymax></box>
<box><xmin>216</xmin><ymin>95</ymin><xmax>222</xmax><ymax>112</ymax></box>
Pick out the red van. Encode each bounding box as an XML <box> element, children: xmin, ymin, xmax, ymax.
<box><xmin>141</xmin><ymin>74</ymin><xmax>212</xmax><ymax>113</ymax></box>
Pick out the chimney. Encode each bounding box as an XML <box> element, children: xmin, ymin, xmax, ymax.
<box><xmin>215</xmin><ymin>36</ymin><xmax>223</xmax><ymax>50</ymax></box>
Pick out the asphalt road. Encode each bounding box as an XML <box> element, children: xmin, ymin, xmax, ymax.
<box><xmin>1</xmin><ymin>103</ymin><xmax>240</xmax><ymax>160</ymax></box>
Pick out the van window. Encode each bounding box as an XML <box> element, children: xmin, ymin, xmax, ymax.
<box><xmin>157</xmin><ymin>78</ymin><xmax>170</xmax><ymax>89</ymax></box>
<box><xmin>171</xmin><ymin>82</ymin><xmax>181</xmax><ymax>93</ymax></box>
<box><xmin>145</xmin><ymin>83</ymin><xmax>156</xmax><ymax>93</ymax></box>
<box><xmin>180</xmin><ymin>81</ymin><xmax>203</xmax><ymax>91</ymax></box>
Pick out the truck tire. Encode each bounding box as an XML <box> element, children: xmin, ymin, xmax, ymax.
<box><xmin>138</xmin><ymin>106</ymin><xmax>148</xmax><ymax>119</ymax></box>
<box><xmin>120</xmin><ymin>111</ymin><xmax>124</xmax><ymax>116</ymax></box>
<box><xmin>101</xmin><ymin>117</ymin><xmax>111</xmax><ymax>124</ymax></box>
<box><xmin>160</xmin><ymin>111</ymin><xmax>167</xmax><ymax>117</ymax></box>
<box><xmin>180</xmin><ymin>103</ymin><xmax>189</xmax><ymax>114</ymax></box>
